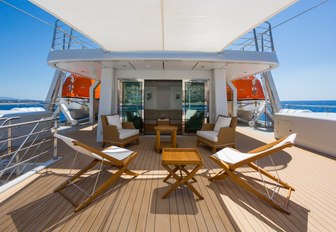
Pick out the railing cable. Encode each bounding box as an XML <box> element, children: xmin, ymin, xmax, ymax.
<box><xmin>272</xmin><ymin>0</ymin><xmax>330</xmax><ymax>30</ymax></box>
<box><xmin>0</xmin><ymin>0</ymin><xmax>106</xmax><ymax>52</ymax></box>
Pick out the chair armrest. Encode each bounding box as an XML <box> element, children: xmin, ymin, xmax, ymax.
<box><xmin>217</xmin><ymin>127</ymin><xmax>236</xmax><ymax>144</ymax></box>
<box><xmin>102</xmin><ymin>124</ymin><xmax>120</xmax><ymax>141</ymax></box>
<box><xmin>200</xmin><ymin>123</ymin><xmax>215</xmax><ymax>131</ymax></box>
<box><xmin>122</xmin><ymin>122</ymin><xmax>135</xmax><ymax>129</ymax></box>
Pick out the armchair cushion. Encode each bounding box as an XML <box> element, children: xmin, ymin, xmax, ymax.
<box><xmin>119</xmin><ymin>129</ymin><xmax>139</xmax><ymax>140</ymax></box>
<box><xmin>196</xmin><ymin>130</ymin><xmax>218</xmax><ymax>142</ymax></box>
<box><xmin>107</xmin><ymin>114</ymin><xmax>122</xmax><ymax>130</ymax></box>
<box><xmin>214</xmin><ymin>115</ymin><xmax>231</xmax><ymax>132</ymax></box>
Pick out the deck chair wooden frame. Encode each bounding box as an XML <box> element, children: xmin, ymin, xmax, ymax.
<box><xmin>209</xmin><ymin>134</ymin><xmax>297</xmax><ymax>214</ymax></box>
<box><xmin>54</xmin><ymin>134</ymin><xmax>139</xmax><ymax>212</ymax></box>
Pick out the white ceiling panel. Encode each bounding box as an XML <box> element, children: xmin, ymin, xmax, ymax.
<box><xmin>130</xmin><ymin>61</ymin><xmax>163</xmax><ymax>70</ymax></box>
<box><xmin>226</xmin><ymin>63</ymin><xmax>271</xmax><ymax>80</ymax></box>
<box><xmin>31</xmin><ymin>0</ymin><xmax>296</xmax><ymax>52</ymax></box>
<box><xmin>110</xmin><ymin>61</ymin><xmax>134</xmax><ymax>70</ymax></box>
<box><xmin>193</xmin><ymin>62</ymin><xmax>227</xmax><ymax>71</ymax></box>
<box><xmin>164</xmin><ymin>61</ymin><xmax>197</xmax><ymax>70</ymax></box>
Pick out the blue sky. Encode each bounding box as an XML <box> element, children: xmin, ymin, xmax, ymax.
<box><xmin>0</xmin><ymin>0</ymin><xmax>335</xmax><ymax>101</ymax></box>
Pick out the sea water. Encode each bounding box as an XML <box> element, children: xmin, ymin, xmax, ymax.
<box><xmin>1</xmin><ymin>100</ymin><xmax>336</xmax><ymax>121</ymax></box>
<box><xmin>0</xmin><ymin>102</ymin><xmax>68</xmax><ymax>122</ymax></box>
<box><xmin>280</xmin><ymin>100</ymin><xmax>336</xmax><ymax>113</ymax></box>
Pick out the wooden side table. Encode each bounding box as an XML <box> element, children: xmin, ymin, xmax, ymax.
<box><xmin>161</xmin><ymin>148</ymin><xmax>203</xmax><ymax>199</ymax></box>
<box><xmin>154</xmin><ymin>125</ymin><xmax>178</xmax><ymax>153</ymax></box>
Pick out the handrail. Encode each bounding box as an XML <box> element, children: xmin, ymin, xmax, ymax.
<box><xmin>226</xmin><ymin>22</ymin><xmax>274</xmax><ymax>52</ymax></box>
<box><xmin>0</xmin><ymin>116</ymin><xmax>58</xmax><ymax>187</ymax></box>
<box><xmin>0</xmin><ymin>117</ymin><xmax>54</xmax><ymax>130</ymax></box>
<box><xmin>51</xmin><ymin>20</ymin><xmax>101</xmax><ymax>51</ymax></box>
<box><xmin>0</xmin><ymin>116</ymin><xmax>20</xmax><ymax>126</ymax></box>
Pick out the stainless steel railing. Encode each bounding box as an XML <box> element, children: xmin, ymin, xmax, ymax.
<box><xmin>226</xmin><ymin>22</ymin><xmax>274</xmax><ymax>52</ymax></box>
<box><xmin>51</xmin><ymin>20</ymin><xmax>101</xmax><ymax>51</ymax></box>
<box><xmin>0</xmin><ymin>116</ymin><xmax>58</xmax><ymax>187</ymax></box>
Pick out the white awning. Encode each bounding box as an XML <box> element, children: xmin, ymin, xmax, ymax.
<box><xmin>31</xmin><ymin>0</ymin><xmax>296</xmax><ymax>52</ymax></box>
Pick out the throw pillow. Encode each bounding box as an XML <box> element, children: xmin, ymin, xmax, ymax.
<box><xmin>106</xmin><ymin>115</ymin><xmax>122</xmax><ymax>130</ymax></box>
<box><xmin>213</xmin><ymin>116</ymin><xmax>231</xmax><ymax>132</ymax></box>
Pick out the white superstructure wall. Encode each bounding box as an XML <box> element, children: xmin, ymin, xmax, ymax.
<box><xmin>97</xmin><ymin>66</ymin><xmax>116</xmax><ymax>142</ymax></box>
<box><xmin>212</xmin><ymin>69</ymin><xmax>228</xmax><ymax>122</ymax></box>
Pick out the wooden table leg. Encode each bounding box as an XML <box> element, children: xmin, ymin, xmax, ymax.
<box><xmin>181</xmin><ymin>166</ymin><xmax>197</xmax><ymax>182</ymax></box>
<box><xmin>163</xmin><ymin>165</ymin><xmax>179</xmax><ymax>182</ymax></box>
<box><xmin>171</xmin><ymin>130</ymin><xmax>177</xmax><ymax>148</ymax></box>
<box><xmin>162</xmin><ymin>163</ymin><xmax>203</xmax><ymax>199</ymax></box>
<box><xmin>156</xmin><ymin>130</ymin><xmax>160</xmax><ymax>153</ymax></box>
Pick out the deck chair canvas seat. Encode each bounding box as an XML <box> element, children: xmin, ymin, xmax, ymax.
<box><xmin>54</xmin><ymin>134</ymin><xmax>139</xmax><ymax>212</ymax></box>
<box><xmin>209</xmin><ymin>133</ymin><xmax>297</xmax><ymax>214</ymax></box>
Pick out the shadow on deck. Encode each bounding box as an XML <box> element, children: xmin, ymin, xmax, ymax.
<box><xmin>1</xmin><ymin>125</ymin><xmax>333</xmax><ymax>231</ymax></box>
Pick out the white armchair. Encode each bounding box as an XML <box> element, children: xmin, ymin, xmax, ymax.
<box><xmin>196</xmin><ymin>115</ymin><xmax>237</xmax><ymax>152</ymax></box>
<box><xmin>101</xmin><ymin>114</ymin><xmax>139</xmax><ymax>148</ymax></box>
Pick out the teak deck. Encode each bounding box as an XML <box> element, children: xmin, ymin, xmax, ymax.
<box><xmin>0</xmin><ymin>125</ymin><xmax>336</xmax><ymax>231</ymax></box>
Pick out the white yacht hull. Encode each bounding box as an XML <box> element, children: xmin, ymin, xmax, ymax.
<box><xmin>274</xmin><ymin>111</ymin><xmax>336</xmax><ymax>157</ymax></box>
<box><xmin>0</xmin><ymin>108</ymin><xmax>53</xmax><ymax>150</ymax></box>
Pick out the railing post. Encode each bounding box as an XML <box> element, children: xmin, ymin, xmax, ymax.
<box><xmin>253</xmin><ymin>28</ymin><xmax>259</xmax><ymax>52</ymax></box>
<box><xmin>267</xmin><ymin>22</ymin><xmax>275</xmax><ymax>52</ymax></box>
<box><xmin>68</xmin><ymin>28</ymin><xmax>73</xmax><ymax>49</ymax></box>
<box><xmin>7</xmin><ymin>121</ymin><xmax>12</xmax><ymax>156</ymax></box>
<box><xmin>51</xmin><ymin>20</ymin><xmax>59</xmax><ymax>51</ymax></box>
<box><xmin>53</xmin><ymin>118</ymin><xmax>58</xmax><ymax>160</ymax></box>
<box><xmin>62</xmin><ymin>32</ymin><xmax>65</xmax><ymax>50</ymax></box>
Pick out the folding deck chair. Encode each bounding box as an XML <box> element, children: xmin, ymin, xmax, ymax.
<box><xmin>209</xmin><ymin>133</ymin><xmax>297</xmax><ymax>214</ymax></box>
<box><xmin>54</xmin><ymin>134</ymin><xmax>139</xmax><ymax>212</ymax></box>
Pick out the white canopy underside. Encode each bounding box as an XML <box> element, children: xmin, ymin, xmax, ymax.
<box><xmin>30</xmin><ymin>0</ymin><xmax>296</xmax><ymax>52</ymax></box>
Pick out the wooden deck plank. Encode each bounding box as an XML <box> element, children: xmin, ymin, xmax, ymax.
<box><xmin>97</xmin><ymin>145</ymin><xmax>147</xmax><ymax>232</ymax></box>
<box><xmin>154</xmin><ymin>168</ymin><xmax>172</xmax><ymax>232</ymax></box>
<box><xmin>144</xmin><ymin>140</ymin><xmax>161</xmax><ymax>232</ymax></box>
<box><xmin>118</xmin><ymin>148</ymin><xmax>151</xmax><ymax>232</ymax></box>
<box><xmin>181</xmin><ymin>187</ymin><xmax>200</xmax><ymax>232</ymax></box>
<box><xmin>118</xmin><ymin>143</ymin><xmax>153</xmax><ymax>232</ymax></box>
<box><xmin>134</xmin><ymin>140</ymin><xmax>158</xmax><ymax>232</ymax></box>
<box><xmin>205</xmin><ymin>167</ymin><xmax>269</xmax><ymax>231</ymax></box>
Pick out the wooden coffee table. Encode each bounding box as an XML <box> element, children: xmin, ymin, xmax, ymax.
<box><xmin>154</xmin><ymin>125</ymin><xmax>178</xmax><ymax>153</ymax></box>
<box><xmin>161</xmin><ymin>148</ymin><xmax>203</xmax><ymax>199</ymax></box>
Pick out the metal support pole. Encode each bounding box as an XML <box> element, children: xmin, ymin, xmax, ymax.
<box><xmin>227</xmin><ymin>82</ymin><xmax>237</xmax><ymax>117</ymax></box>
<box><xmin>89</xmin><ymin>80</ymin><xmax>101</xmax><ymax>124</ymax></box>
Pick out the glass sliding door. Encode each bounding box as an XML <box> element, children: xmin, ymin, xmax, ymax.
<box><xmin>119</xmin><ymin>80</ymin><xmax>144</xmax><ymax>132</ymax></box>
<box><xmin>144</xmin><ymin>80</ymin><xmax>183</xmax><ymax>135</ymax></box>
<box><xmin>183</xmin><ymin>80</ymin><xmax>209</xmax><ymax>133</ymax></box>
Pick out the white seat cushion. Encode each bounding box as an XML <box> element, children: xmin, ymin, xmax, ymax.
<box><xmin>102</xmin><ymin>146</ymin><xmax>134</xmax><ymax>161</ymax></box>
<box><xmin>107</xmin><ymin>115</ymin><xmax>122</xmax><ymax>130</ymax></box>
<box><xmin>119</xmin><ymin>129</ymin><xmax>139</xmax><ymax>140</ymax></box>
<box><xmin>197</xmin><ymin>130</ymin><xmax>218</xmax><ymax>142</ymax></box>
<box><xmin>214</xmin><ymin>116</ymin><xmax>231</xmax><ymax>132</ymax></box>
